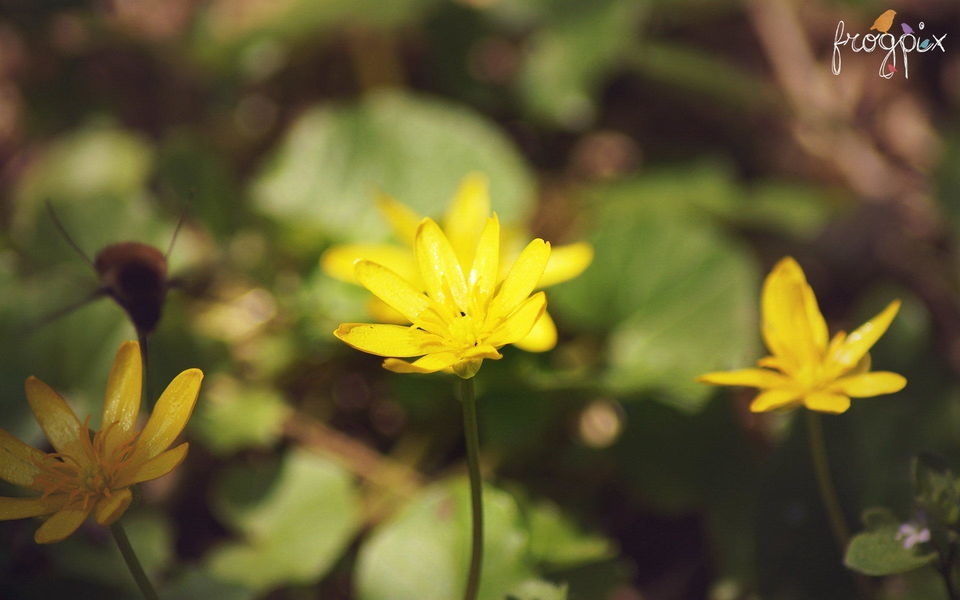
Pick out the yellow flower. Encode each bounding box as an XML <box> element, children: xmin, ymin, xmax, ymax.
<box><xmin>334</xmin><ymin>215</ymin><xmax>550</xmax><ymax>379</ymax></box>
<box><xmin>697</xmin><ymin>257</ymin><xmax>906</xmax><ymax>414</ymax></box>
<box><xmin>0</xmin><ymin>341</ymin><xmax>203</xmax><ymax>543</ymax></box>
<box><xmin>322</xmin><ymin>173</ymin><xmax>592</xmax><ymax>352</ymax></box>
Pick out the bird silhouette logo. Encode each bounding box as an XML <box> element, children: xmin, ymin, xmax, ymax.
<box><xmin>870</xmin><ymin>9</ymin><xmax>897</xmax><ymax>33</ymax></box>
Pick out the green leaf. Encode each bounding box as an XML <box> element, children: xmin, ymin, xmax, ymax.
<box><xmin>549</xmin><ymin>170</ymin><xmax>759</xmax><ymax>411</ymax></box>
<box><xmin>162</xmin><ymin>567</ymin><xmax>256</xmax><ymax>600</ymax></box>
<box><xmin>518</xmin><ymin>0</ymin><xmax>645</xmax><ymax>127</ymax></box>
<box><xmin>506</xmin><ymin>579</ymin><xmax>569</xmax><ymax>600</ymax></box>
<box><xmin>191</xmin><ymin>382</ymin><xmax>291</xmax><ymax>455</ymax></box>
<box><xmin>628</xmin><ymin>41</ymin><xmax>777</xmax><ymax>114</ymax></box>
<box><xmin>251</xmin><ymin>91</ymin><xmax>535</xmax><ymax>246</ymax></box>
<box><xmin>526</xmin><ymin>501</ymin><xmax>614</xmax><ymax>567</ymax></box>
<box><xmin>844</xmin><ymin>524</ymin><xmax>937</xmax><ymax>576</ymax></box>
<box><xmin>191</xmin><ymin>0</ymin><xmax>441</xmax><ymax>67</ymax></box>
<box><xmin>356</xmin><ymin>479</ymin><xmax>533</xmax><ymax>600</ymax></box>
<box><xmin>207</xmin><ymin>450</ymin><xmax>361</xmax><ymax>591</ymax></box>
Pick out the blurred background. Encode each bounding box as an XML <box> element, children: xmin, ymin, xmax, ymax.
<box><xmin>0</xmin><ymin>0</ymin><xmax>958</xmax><ymax>598</ymax></box>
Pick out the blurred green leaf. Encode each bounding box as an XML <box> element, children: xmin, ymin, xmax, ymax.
<box><xmin>356</xmin><ymin>479</ymin><xmax>533</xmax><ymax>600</ymax></box>
<box><xmin>550</xmin><ymin>170</ymin><xmax>759</xmax><ymax>411</ymax></box>
<box><xmin>518</xmin><ymin>0</ymin><xmax>646</xmax><ymax>127</ymax></box>
<box><xmin>162</xmin><ymin>567</ymin><xmax>256</xmax><ymax>600</ymax></box>
<box><xmin>208</xmin><ymin>450</ymin><xmax>360</xmax><ymax>591</ymax></box>
<box><xmin>11</xmin><ymin>125</ymin><xmax>167</xmax><ymax>263</ymax></box>
<box><xmin>192</xmin><ymin>0</ymin><xmax>441</xmax><ymax>68</ymax></box>
<box><xmin>526</xmin><ymin>501</ymin><xmax>614</xmax><ymax>567</ymax></box>
<box><xmin>191</xmin><ymin>380</ymin><xmax>291</xmax><ymax>455</ymax></box>
<box><xmin>506</xmin><ymin>579</ymin><xmax>569</xmax><ymax>600</ymax></box>
<box><xmin>14</xmin><ymin>125</ymin><xmax>152</xmax><ymax>208</ymax></box>
<box><xmin>844</xmin><ymin>520</ymin><xmax>936</xmax><ymax>576</ymax></box>
<box><xmin>628</xmin><ymin>41</ymin><xmax>777</xmax><ymax>113</ymax></box>
<box><xmin>251</xmin><ymin>91</ymin><xmax>535</xmax><ymax>247</ymax></box>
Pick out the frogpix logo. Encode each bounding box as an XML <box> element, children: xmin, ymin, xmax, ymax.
<box><xmin>832</xmin><ymin>9</ymin><xmax>947</xmax><ymax>79</ymax></box>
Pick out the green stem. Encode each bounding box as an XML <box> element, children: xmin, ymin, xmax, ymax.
<box><xmin>459</xmin><ymin>377</ymin><xmax>484</xmax><ymax>600</ymax></box>
<box><xmin>806</xmin><ymin>411</ymin><xmax>876</xmax><ymax>600</ymax></box>
<box><xmin>805</xmin><ymin>411</ymin><xmax>850</xmax><ymax>549</ymax></box>
<box><xmin>110</xmin><ymin>521</ymin><xmax>159</xmax><ymax>600</ymax></box>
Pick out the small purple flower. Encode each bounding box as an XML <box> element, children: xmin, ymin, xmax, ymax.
<box><xmin>896</xmin><ymin>522</ymin><xmax>931</xmax><ymax>549</ymax></box>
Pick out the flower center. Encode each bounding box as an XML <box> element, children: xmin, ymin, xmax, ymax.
<box><xmin>448</xmin><ymin>311</ymin><xmax>483</xmax><ymax>349</ymax></box>
<box><xmin>31</xmin><ymin>420</ymin><xmax>138</xmax><ymax>511</ymax></box>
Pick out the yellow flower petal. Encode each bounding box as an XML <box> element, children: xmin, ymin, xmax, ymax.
<box><xmin>0</xmin><ymin>429</ymin><xmax>45</xmax><ymax>488</ymax></box>
<box><xmin>368</xmin><ymin>297</ymin><xmax>409</xmax><ymax>324</ymax></box>
<box><xmin>468</xmin><ymin>216</ymin><xmax>500</xmax><ymax>306</ymax></box>
<box><xmin>132</xmin><ymin>369</ymin><xmax>202</xmax><ymax>464</ymax></box>
<box><xmin>486</xmin><ymin>292</ymin><xmax>547</xmax><ymax>347</ymax></box>
<box><xmin>377</xmin><ymin>191</ymin><xmax>422</xmax><ymax>246</ymax></box>
<box><xmin>0</xmin><ymin>496</ymin><xmax>56</xmax><ymax>520</ymax></box>
<box><xmin>750</xmin><ymin>388</ymin><xmax>801</xmax><ymax>412</ymax></box>
<box><xmin>335</xmin><ymin>323</ymin><xmax>446</xmax><ymax>357</ymax></box>
<box><xmin>830</xmin><ymin>371</ymin><xmax>906</xmax><ymax>397</ymax></box>
<box><xmin>761</xmin><ymin>257</ymin><xmax>827</xmax><ymax>373</ymax></box>
<box><xmin>24</xmin><ymin>376</ymin><xmax>82</xmax><ymax>459</ymax></box>
<box><xmin>101</xmin><ymin>341</ymin><xmax>142</xmax><ymax>457</ymax></box>
<box><xmin>355</xmin><ymin>261</ymin><xmax>430</xmax><ymax>323</ymax></box>
<box><xmin>322</xmin><ymin>243</ymin><xmax>418</xmax><ymax>284</ymax></box>
<box><xmin>696</xmin><ymin>368</ymin><xmax>791</xmax><ymax>389</ymax></box>
<box><xmin>443</xmin><ymin>172</ymin><xmax>491</xmax><ymax>266</ymax></box>
<box><xmin>829</xmin><ymin>300</ymin><xmax>901</xmax><ymax>371</ymax></box>
<box><xmin>120</xmin><ymin>443</ymin><xmax>189</xmax><ymax>487</ymax></box>
<box><xmin>461</xmin><ymin>344</ymin><xmax>503</xmax><ymax>360</ymax></box>
<box><xmin>416</xmin><ymin>218</ymin><xmax>469</xmax><ymax>311</ymax></box>
<box><xmin>93</xmin><ymin>487</ymin><xmax>132</xmax><ymax>525</ymax></box>
<box><xmin>756</xmin><ymin>355</ymin><xmax>788</xmax><ymax>370</ymax></box>
<box><xmin>35</xmin><ymin>508</ymin><xmax>90</xmax><ymax>544</ymax></box>
<box><xmin>384</xmin><ymin>353</ymin><xmax>461</xmax><ymax>374</ymax></box>
<box><xmin>489</xmin><ymin>238</ymin><xmax>550</xmax><ymax>321</ymax></box>
<box><xmin>804</xmin><ymin>392</ymin><xmax>851</xmax><ymax>414</ymax></box>
<box><xmin>538</xmin><ymin>242</ymin><xmax>594</xmax><ymax>288</ymax></box>
<box><xmin>513</xmin><ymin>311</ymin><xmax>558</xmax><ymax>353</ymax></box>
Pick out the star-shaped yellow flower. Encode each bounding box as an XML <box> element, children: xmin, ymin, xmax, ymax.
<box><xmin>334</xmin><ymin>215</ymin><xmax>549</xmax><ymax>379</ymax></box>
<box><xmin>0</xmin><ymin>341</ymin><xmax>203</xmax><ymax>543</ymax></box>
<box><xmin>322</xmin><ymin>173</ymin><xmax>592</xmax><ymax>352</ymax></box>
<box><xmin>697</xmin><ymin>257</ymin><xmax>906</xmax><ymax>414</ymax></box>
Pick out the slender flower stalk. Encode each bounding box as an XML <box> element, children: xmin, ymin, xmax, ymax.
<box><xmin>459</xmin><ymin>377</ymin><xmax>483</xmax><ymax>600</ymax></box>
<box><xmin>806</xmin><ymin>411</ymin><xmax>850</xmax><ymax>549</ymax></box>
<box><xmin>111</xmin><ymin>521</ymin><xmax>159</xmax><ymax>600</ymax></box>
<box><xmin>807</xmin><ymin>412</ymin><xmax>877</xmax><ymax>600</ymax></box>
<box><xmin>0</xmin><ymin>341</ymin><xmax>202</xmax><ymax>546</ymax></box>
